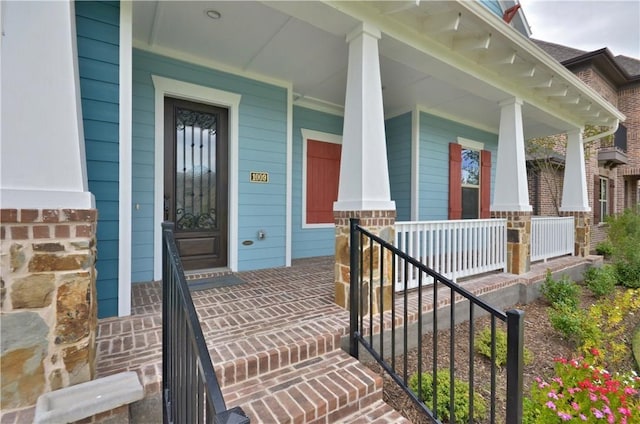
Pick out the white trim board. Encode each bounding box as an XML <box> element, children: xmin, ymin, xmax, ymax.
<box><xmin>118</xmin><ymin>1</ymin><xmax>133</xmax><ymax>317</ymax></box>
<box><xmin>301</xmin><ymin>129</ymin><xmax>342</xmax><ymax>229</ymax></box>
<box><xmin>151</xmin><ymin>75</ymin><xmax>241</xmax><ymax>280</ymax></box>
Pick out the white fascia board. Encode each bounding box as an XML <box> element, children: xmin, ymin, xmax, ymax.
<box><xmin>293</xmin><ymin>95</ymin><xmax>344</xmax><ymax>116</ymax></box>
<box><xmin>322</xmin><ymin>1</ymin><xmax>621</xmax><ymax>129</ymax></box>
<box><xmin>133</xmin><ymin>40</ymin><xmax>290</xmax><ymax>91</ymax></box>
<box><xmin>285</xmin><ymin>87</ymin><xmax>293</xmax><ymax>266</ymax></box>
<box><xmin>416</xmin><ymin>105</ymin><xmax>499</xmax><ymax>135</ymax></box>
<box><xmin>457</xmin><ymin>1</ymin><xmax>625</xmax><ymax>123</ymax></box>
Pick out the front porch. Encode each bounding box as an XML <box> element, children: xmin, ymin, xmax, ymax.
<box><xmin>101</xmin><ymin>255</ymin><xmax>595</xmax><ymax>422</ymax></box>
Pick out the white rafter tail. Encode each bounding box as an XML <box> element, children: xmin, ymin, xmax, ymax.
<box><xmin>506</xmin><ymin>62</ymin><xmax>536</xmax><ymax>78</ymax></box>
<box><xmin>576</xmin><ymin>102</ymin><xmax>592</xmax><ymax>112</ymax></box>
<box><xmin>453</xmin><ymin>33</ymin><xmax>491</xmax><ymax>52</ymax></box>
<box><xmin>538</xmin><ymin>85</ymin><xmax>568</xmax><ymax>97</ymax></box>
<box><xmin>420</xmin><ymin>11</ymin><xmax>461</xmax><ymax>34</ymax></box>
<box><xmin>382</xmin><ymin>0</ymin><xmax>421</xmax><ymax>15</ymax></box>
<box><xmin>479</xmin><ymin>50</ymin><xmax>516</xmax><ymax>66</ymax></box>
<box><xmin>584</xmin><ymin>110</ymin><xmax>601</xmax><ymax>119</ymax></box>
<box><xmin>558</xmin><ymin>95</ymin><xmax>581</xmax><ymax>105</ymax></box>
<box><xmin>525</xmin><ymin>76</ymin><xmax>553</xmax><ymax>88</ymax></box>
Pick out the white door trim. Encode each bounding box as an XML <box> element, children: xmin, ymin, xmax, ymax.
<box><xmin>151</xmin><ymin>75</ymin><xmax>241</xmax><ymax>280</ymax></box>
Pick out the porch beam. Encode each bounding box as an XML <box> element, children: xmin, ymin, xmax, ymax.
<box><xmin>492</xmin><ymin>97</ymin><xmax>532</xmax><ymax>212</ymax></box>
<box><xmin>560</xmin><ymin>129</ymin><xmax>590</xmax><ymax>212</ymax></box>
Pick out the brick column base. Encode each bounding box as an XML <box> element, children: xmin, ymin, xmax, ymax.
<box><xmin>492</xmin><ymin>211</ymin><xmax>531</xmax><ymax>274</ymax></box>
<box><xmin>561</xmin><ymin>211</ymin><xmax>591</xmax><ymax>257</ymax></box>
<box><xmin>334</xmin><ymin>210</ymin><xmax>395</xmax><ymax>314</ymax></box>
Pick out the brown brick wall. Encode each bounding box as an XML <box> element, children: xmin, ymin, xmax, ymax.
<box><xmin>530</xmin><ymin>60</ymin><xmax>640</xmax><ymax>251</ymax></box>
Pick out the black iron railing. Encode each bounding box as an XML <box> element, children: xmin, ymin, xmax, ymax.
<box><xmin>162</xmin><ymin>222</ymin><xmax>249</xmax><ymax>424</ymax></box>
<box><xmin>349</xmin><ymin>218</ymin><xmax>524</xmax><ymax>424</ymax></box>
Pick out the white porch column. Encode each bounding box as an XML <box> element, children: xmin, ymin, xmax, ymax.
<box><xmin>492</xmin><ymin>98</ymin><xmax>531</xmax><ymax>274</ymax></box>
<box><xmin>560</xmin><ymin>129</ymin><xmax>591</xmax><ymax>257</ymax></box>
<box><xmin>560</xmin><ymin>129</ymin><xmax>590</xmax><ymax>212</ymax></box>
<box><xmin>1</xmin><ymin>1</ymin><xmax>93</xmax><ymax>209</ymax></box>
<box><xmin>492</xmin><ymin>97</ymin><xmax>532</xmax><ymax>212</ymax></box>
<box><xmin>334</xmin><ymin>22</ymin><xmax>395</xmax><ymax>212</ymax></box>
<box><xmin>334</xmin><ymin>22</ymin><xmax>395</xmax><ymax>313</ymax></box>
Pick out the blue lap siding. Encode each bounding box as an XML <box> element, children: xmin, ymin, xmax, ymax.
<box><xmin>419</xmin><ymin>112</ymin><xmax>498</xmax><ymax>220</ymax></box>
<box><xmin>75</xmin><ymin>1</ymin><xmax>120</xmax><ymax>318</ymax></box>
<box><xmin>291</xmin><ymin>106</ymin><xmax>344</xmax><ymax>258</ymax></box>
<box><xmin>132</xmin><ymin>50</ymin><xmax>288</xmax><ymax>279</ymax></box>
<box><xmin>386</xmin><ymin>113</ymin><xmax>413</xmax><ymax>221</ymax></box>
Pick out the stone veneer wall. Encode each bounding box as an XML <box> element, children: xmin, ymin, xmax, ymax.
<box><xmin>334</xmin><ymin>210</ymin><xmax>395</xmax><ymax>314</ymax></box>
<box><xmin>491</xmin><ymin>211</ymin><xmax>531</xmax><ymax>274</ymax></box>
<box><xmin>0</xmin><ymin>209</ymin><xmax>98</xmax><ymax>410</ymax></box>
<box><xmin>560</xmin><ymin>211</ymin><xmax>591</xmax><ymax>257</ymax></box>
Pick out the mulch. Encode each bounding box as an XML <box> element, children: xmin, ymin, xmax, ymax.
<box><xmin>363</xmin><ymin>287</ymin><xmax>638</xmax><ymax>423</ymax></box>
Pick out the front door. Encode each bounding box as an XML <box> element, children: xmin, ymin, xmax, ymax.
<box><xmin>164</xmin><ymin>97</ymin><xmax>228</xmax><ymax>270</ymax></box>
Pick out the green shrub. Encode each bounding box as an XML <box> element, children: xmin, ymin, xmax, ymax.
<box><xmin>595</xmin><ymin>240</ymin><xmax>614</xmax><ymax>258</ymax></box>
<box><xmin>548</xmin><ymin>302</ymin><xmax>600</xmax><ymax>346</ymax></box>
<box><xmin>583</xmin><ymin>264</ymin><xmax>617</xmax><ymax>297</ymax></box>
<box><xmin>615</xmin><ymin>261</ymin><xmax>640</xmax><ymax>288</ymax></box>
<box><xmin>474</xmin><ymin>327</ymin><xmax>532</xmax><ymax>367</ymax></box>
<box><xmin>409</xmin><ymin>370</ymin><xmax>487</xmax><ymax>423</ymax></box>
<box><xmin>540</xmin><ymin>271</ymin><xmax>581</xmax><ymax>309</ymax></box>
<box><xmin>606</xmin><ymin>209</ymin><xmax>640</xmax><ymax>288</ymax></box>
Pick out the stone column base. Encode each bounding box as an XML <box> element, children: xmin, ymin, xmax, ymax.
<box><xmin>0</xmin><ymin>209</ymin><xmax>98</xmax><ymax>409</ymax></box>
<box><xmin>560</xmin><ymin>211</ymin><xmax>591</xmax><ymax>257</ymax></box>
<box><xmin>492</xmin><ymin>211</ymin><xmax>531</xmax><ymax>274</ymax></box>
<box><xmin>334</xmin><ymin>210</ymin><xmax>395</xmax><ymax>313</ymax></box>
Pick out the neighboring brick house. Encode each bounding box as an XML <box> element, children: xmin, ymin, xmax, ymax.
<box><xmin>531</xmin><ymin>40</ymin><xmax>640</xmax><ymax>249</ymax></box>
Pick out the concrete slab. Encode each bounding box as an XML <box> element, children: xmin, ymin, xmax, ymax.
<box><xmin>34</xmin><ymin>372</ymin><xmax>143</xmax><ymax>424</ymax></box>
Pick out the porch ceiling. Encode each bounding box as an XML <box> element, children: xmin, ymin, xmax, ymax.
<box><xmin>132</xmin><ymin>1</ymin><xmax>623</xmax><ymax>139</ymax></box>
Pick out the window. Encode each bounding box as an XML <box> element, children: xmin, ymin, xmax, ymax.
<box><xmin>594</xmin><ymin>175</ymin><xmax>614</xmax><ymax>224</ymax></box>
<box><xmin>449</xmin><ymin>140</ymin><xmax>491</xmax><ymax>220</ymax></box>
<box><xmin>302</xmin><ymin>129</ymin><xmax>342</xmax><ymax>227</ymax></box>
<box><xmin>461</xmin><ymin>148</ymin><xmax>480</xmax><ymax>219</ymax></box>
<box><xmin>599</xmin><ymin>177</ymin><xmax>608</xmax><ymax>221</ymax></box>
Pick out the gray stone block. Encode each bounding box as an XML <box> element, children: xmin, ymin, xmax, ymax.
<box><xmin>34</xmin><ymin>371</ymin><xmax>143</xmax><ymax>424</ymax></box>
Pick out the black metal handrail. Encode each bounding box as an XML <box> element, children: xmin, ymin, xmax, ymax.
<box><xmin>162</xmin><ymin>222</ymin><xmax>249</xmax><ymax>424</ymax></box>
<box><xmin>349</xmin><ymin>218</ymin><xmax>524</xmax><ymax>424</ymax></box>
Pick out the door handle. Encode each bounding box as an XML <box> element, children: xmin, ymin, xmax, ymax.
<box><xmin>164</xmin><ymin>195</ymin><xmax>170</xmax><ymax>221</ymax></box>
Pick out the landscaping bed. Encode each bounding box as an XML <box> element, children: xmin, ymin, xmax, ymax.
<box><xmin>365</xmin><ymin>285</ymin><xmax>639</xmax><ymax>423</ymax></box>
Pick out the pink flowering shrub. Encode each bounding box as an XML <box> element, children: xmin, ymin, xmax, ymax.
<box><xmin>526</xmin><ymin>350</ymin><xmax>640</xmax><ymax>423</ymax></box>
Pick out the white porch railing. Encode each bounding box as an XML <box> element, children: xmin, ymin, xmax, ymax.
<box><xmin>530</xmin><ymin>216</ymin><xmax>574</xmax><ymax>262</ymax></box>
<box><xmin>394</xmin><ymin>219</ymin><xmax>507</xmax><ymax>291</ymax></box>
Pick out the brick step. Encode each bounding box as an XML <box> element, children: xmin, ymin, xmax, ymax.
<box><xmin>222</xmin><ymin>349</ymin><xmax>385</xmax><ymax>424</ymax></box>
<box><xmin>212</xmin><ymin>329</ymin><xmax>341</xmax><ymax>388</ymax></box>
<box><xmin>336</xmin><ymin>399</ymin><xmax>410</xmax><ymax>424</ymax></box>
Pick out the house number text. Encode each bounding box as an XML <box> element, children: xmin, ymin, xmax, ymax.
<box><xmin>250</xmin><ymin>172</ymin><xmax>269</xmax><ymax>183</ymax></box>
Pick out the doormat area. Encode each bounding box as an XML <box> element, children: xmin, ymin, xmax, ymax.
<box><xmin>188</xmin><ymin>274</ymin><xmax>246</xmax><ymax>291</ymax></box>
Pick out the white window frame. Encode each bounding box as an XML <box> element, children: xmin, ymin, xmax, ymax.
<box><xmin>301</xmin><ymin>129</ymin><xmax>342</xmax><ymax>229</ymax></box>
<box><xmin>599</xmin><ymin>176</ymin><xmax>608</xmax><ymax>221</ymax></box>
<box><xmin>152</xmin><ymin>75</ymin><xmax>241</xmax><ymax>278</ymax></box>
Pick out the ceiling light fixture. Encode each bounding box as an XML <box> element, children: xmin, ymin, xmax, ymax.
<box><xmin>205</xmin><ymin>9</ymin><xmax>221</xmax><ymax>20</ymax></box>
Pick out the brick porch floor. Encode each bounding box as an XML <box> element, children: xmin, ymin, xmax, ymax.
<box><xmin>94</xmin><ymin>254</ymin><xmax>597</xmax><ymax>423</ymax></box>
<box><xmin>0</xmin><ymin>254</ymin><xmax>598</xmax><ymax>424</ymax></box>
